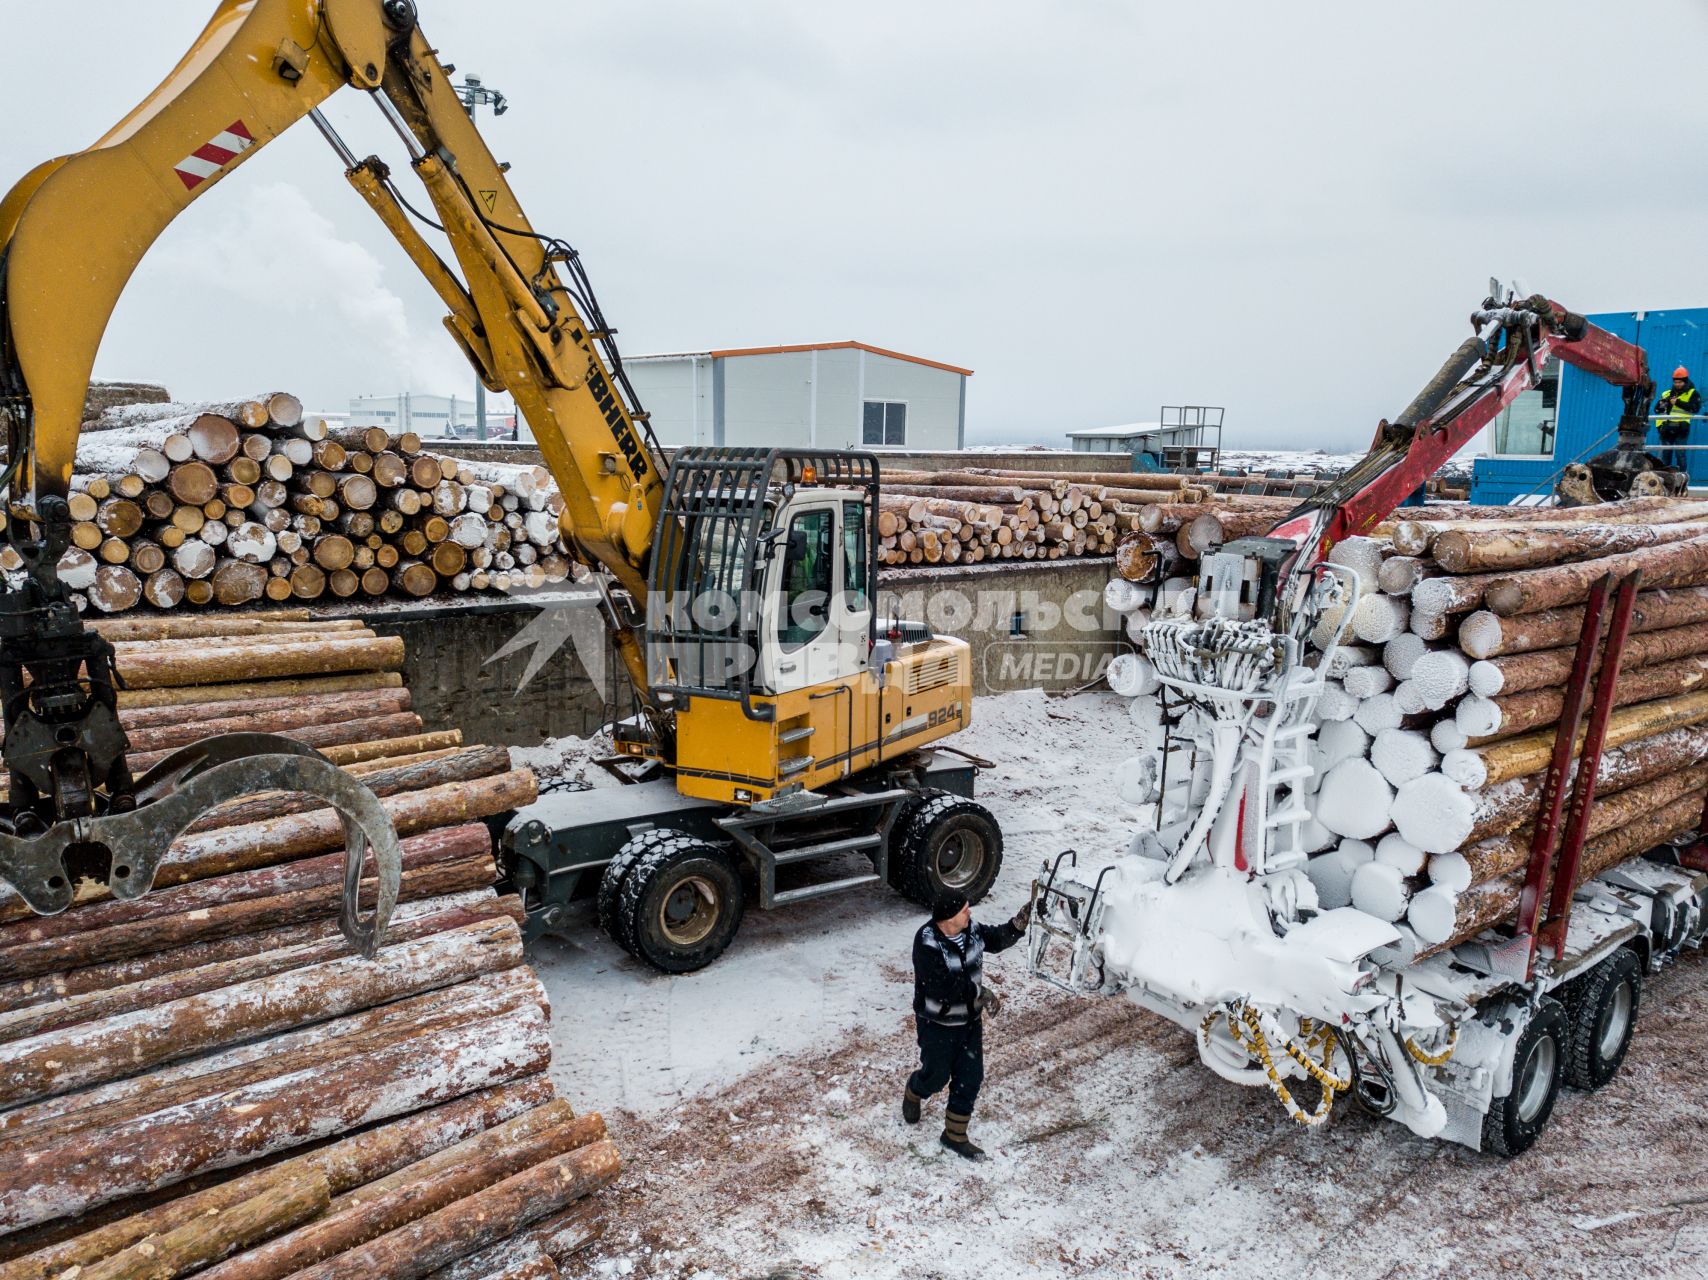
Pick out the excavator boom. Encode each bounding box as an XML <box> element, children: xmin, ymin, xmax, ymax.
<box><xmin>0</xmin><ymin>0</ymin><xmax>672</xmax><ymax>917</ymax></box>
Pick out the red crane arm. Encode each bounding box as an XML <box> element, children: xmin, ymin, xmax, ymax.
<box><xmin>1266</xmin><ymin>295</ymin><xmax>1651</xmax><ymax>564</ymax></box>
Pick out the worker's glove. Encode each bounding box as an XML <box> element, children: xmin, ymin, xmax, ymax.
<box><xmin>1010</xmin><ymin>901</ymin><xmax>1033</xmax><ymax>932</ymax></box>
<box><xmin>975</xmin><ymin>987</ymin><xmax>1002</xmax><ymax>1018</ymax></box>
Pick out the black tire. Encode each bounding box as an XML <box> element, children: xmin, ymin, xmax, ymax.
<box><xmin>1481</xmin><ymin>998</ymin><xmax>1566</xmax><ymax>1158</ymax></box>
<box><xmin>598</xmin><ymin>829</ymin><xmax>688</xmax><ymax>957</ymax></box>
<box><xmin>890</xmin><ymin>793</ymin><xmax>1003</xmax><ymax>907</ymax></box>
<box><xmin>618</xmin><ymin>837</ymin><xmax>745</xmax><ymax>974</ymax></box>
<box><xmin>883</xmin><ymin>790</ymin><xmax>937</xmax><ymax>893</ymax></box>
<box><xmin>1562</xmin><ymin>947</ymin><xmax>1641</xmax><ymax>1092</ymax></box>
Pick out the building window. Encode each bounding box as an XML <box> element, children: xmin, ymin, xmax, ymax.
<box><xmin>1490</xmin><ymin>357</ymin><xmax>1559</xmax><ymax>457</ymax></box>
<box><xmin>862</xmin><ymin>401</ymin><xmax>906</xmax><ymax>446</ymax></box>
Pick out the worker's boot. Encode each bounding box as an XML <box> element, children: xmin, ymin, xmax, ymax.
<box><xmin>940</xmin><ymin>1110</ymin><xmax>985</xmax><ymax>1160</ymax></box>
<box><xmin>902</xmin><ymin>1086</ymin><xmax>922</xmax><ymax>1125</ymax></box>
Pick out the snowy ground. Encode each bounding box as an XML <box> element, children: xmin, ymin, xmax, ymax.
<box><xmin>525</xmin><ymin>691</ymin><xmax>1708</xmax><ymax>1280</ymax></box>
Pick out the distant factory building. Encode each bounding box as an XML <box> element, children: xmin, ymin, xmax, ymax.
<box><xmin>622</xmin><ymin>341</ymin><xmax>972</xmax><ymax>451</ymax></box>
<box><xmin>348</xmin><ymin>392</ymin><xmax>522</xmax><ymax>441</ymax></box>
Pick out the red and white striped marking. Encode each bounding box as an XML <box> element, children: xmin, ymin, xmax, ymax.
<box><xmin>172</xmin><ymin>121</ymin><xmax>255</xmax><ymax>191</ymax></box>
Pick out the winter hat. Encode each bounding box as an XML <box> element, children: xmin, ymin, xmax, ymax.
<box><xmin>931</xmin><ymin>892</ymin><xmax>969</xmax><ymax>923</ymax></box>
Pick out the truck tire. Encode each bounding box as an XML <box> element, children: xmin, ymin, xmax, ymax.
<box><xmin>883</xmin><ymin>790</ymin><xmax>935</xmax><ymax>893</ymax></box>
<box><xmin>1481</xmin><ymin>998</ymin><xmax>1566</xmax><ymax>1158</ymax></box>
<box><xmin>890</xmin><ymin>793</ymin><xmax>1003</xmax><ymax>908</ymax></box>
<box><xmin>618</xmin><ymin>837</ymin><xmax>745</xmax><ymax>973</ymax></box>
<box><xmin>598</xmin><ymin>829</ymin><xmax>690</xmax><ymax>958</ymax></box>
<box><xmin>1562</xmin><ymin>947</ymin><xmax>1641</xmax><ymax>1092</ymax></box>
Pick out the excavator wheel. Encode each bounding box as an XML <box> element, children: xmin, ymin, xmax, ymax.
<box><xmin>890</xmin><ymin>792</ymin><xmax>1003</xmax><ymax>908</ymax></box>
<box><xmin>616</xmin><ymin>835</ymin><xmax>745</xmax><ymax>974</ymax></box>
<box><xmin>1481</xmin><ymin>997</ymin><xmax>1566</xmax><ymax>1157</ymax></box>
<box><xmin>1561</xmin><ymin>947</ymin><xmax>1641</xmax><ymax>1092</ymax></box>
<box><xmin>598</xmin><ymin>829</ymin><xmax>679</xmax><ymax>957</ymax></box>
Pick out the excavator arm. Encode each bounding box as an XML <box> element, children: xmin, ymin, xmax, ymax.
<box><xmin>0</xmin><ymin>0</ymin><xmax>668</xmax><ymax>918</ymax></box>
<box><xmin>1266</xmin><ymin>292</ymin><xmax>1653</xmax><ymax>572</ymax></box>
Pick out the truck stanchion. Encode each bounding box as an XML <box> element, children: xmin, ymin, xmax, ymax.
<box><xmin>1537</xmin><ymin>571</ymin><xmax>1642</xmax><ymax>963</ymax></box>
<box><xmin>1518</xmin><ymin>574</ymin><xmax>1611</xmax><ymax>978</ymax></box>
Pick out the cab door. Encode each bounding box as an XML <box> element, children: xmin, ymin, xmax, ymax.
<box><xmin>759</xmin><ymin>495</ymin><xmax>871</xmax><ymax>694</ymax></box>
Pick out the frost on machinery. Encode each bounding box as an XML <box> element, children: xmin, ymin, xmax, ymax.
<box><xmin>1028</xmin><ymin>287</ymin><xmax>1708</xmax><ymax>1154</ymax></box>
<box><xmin>0</xmin><ymin>0</ymin><xmax>1000</xmax><ymax>973</ymax></box>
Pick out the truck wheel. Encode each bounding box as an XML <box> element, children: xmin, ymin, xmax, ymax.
<box><xmin>598</xmin><ymin>829</ymin><xmax>691</xmax><ymax>958</ymax></box>
<box><xmin>618</xmin><ymin>837</ymin><xmax>745</xmax><ymax>973</ymax></box>
<box><xmin>1563</xmin><ymin>948</ymin><xmax>1641</xmax><ymax>1091</ymax></box>
<box><xmin>891</xmin><ymin>793</ymin><xmax>1003</xmax><ymax>907</ymax></box>
<box><xmin>1481</xmin><ymin>998</ymin><xmax>1566</xmax><ymax>1157</ymax></box>
<box><xmin>883</xmin><ymin>790</ymin><xmax>935</xmax><ymax>892</ymax></box>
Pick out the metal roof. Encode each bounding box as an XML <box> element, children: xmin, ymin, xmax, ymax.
<box><xmin>625</xmin><ymin>341</ymin><xmax>973</xmax><ymax>377</ymax></box>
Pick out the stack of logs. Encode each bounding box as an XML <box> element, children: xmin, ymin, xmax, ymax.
<box><xmin>1107</xmin><ymin>495</ymin><xmax>1708</xmax><ymax>962</ymax></box>
<box><xmin>876</xmin><ymin>468</ymin><xmax>1232</xmax><ymax>566</ymax></box>
<box><xmin>48</xmin><ymin>393</ymin><xmax>581</xmax><ymax>612</ymax></box>
<box><xmin>0</xmin><ymin>611</ymin><xmax>618</xmax><ymax>1278</ymax></box>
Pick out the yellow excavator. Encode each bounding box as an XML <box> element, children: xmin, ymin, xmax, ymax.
<box><xmin>0</xmin><ymin>0</ymin><xmax>1000</xmax><ymax>971</ymax></box>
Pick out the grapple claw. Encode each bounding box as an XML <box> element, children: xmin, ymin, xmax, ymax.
<box><xmin>0</xmin><ymin>733</ymin><xmax>402</xmax><ymax>957</ymax></box>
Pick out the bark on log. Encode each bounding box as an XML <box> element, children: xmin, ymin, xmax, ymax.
<box><xmin>1429</xmin><ymin>519</ymin><xmax>1708</xmax><ymax>573</ymax></box>
<box><xmin>0</xmin><ymin>974</ymin><xmax>543</xmax><ymax>1164</ymax></box>
<box><xmin>1483</xmin><ymin>534</ymin><xmax>1708</xmax><ymax>617</ymax></box>
<box><xmin>1429</xmin><ymin>791</ymin><xmax>1707</xmax><ymax>955</ymax></box>
<box><xmin>116</xmin><ymin>671</ymin><xmax>402</xmax><ymax>711</ymax></box>
<box><xmin>198</xmin><ymin>1108</ymin><xmax>603</xmax><ymax>1280</ymax></box>
<box><xmin>0</xmin><ymin>918</ymin><xmax>524</xmax><ymax>1109</ymax></box>
<box><xmin>1458</xmin><ymin>584</ymin><xmax>1708</xmax><ymax>659</ymax></box>
<box><xmin>0</xmin><ymin>894</ymin><xmax>522</xmax><ymax>1042</ymax></box>
<box><xmin>1411</xmin><ymin>571</ymin><xmax>1508</xmax><ymax>616</ymax></box>
<box><xmin>115</xmin><ymin>690</ymin><xmax>414</xmax><ymax>754</ymax></box>
<box><xmin>0</xmin><ymin>1078</ymin><xmax>554</xmax><ymax>1280</ymax></box>
<box><xmin>0</xmin><ymin>1006</ymin><xmax>553</xmax><ymax>1233</ymax></box>
<box><xmin>1473</xmin><ymin>653</ymin><xmax>1708</xmax><ymax>743</ymax></box>
<box><xmin>1460</xmin><ymin>765</ymin><xmax>1708</xmax><ymax>884</ymax></box>
<box><xmin>1474</xmin><ymin>621</ymin><xmax>1708</xmax><ymax>696</ymax></box>
<box><xmin>1465</xmin><ymin>723</ymin><xmax>1708</xmax><ymax>844</ymax></box>
<box><xmin>113</xmin><ymin>635</ymin><xmax>404</xmax><ymax>689</ymax></box>
<box><xmin>284</xmin><ymin>1141</ymin><xmax>620</xmax><ymax>1280</ymax></box>
<box><xmin>1474</xmin><ymin>689</ymin><xmax>1708</xmax><ymax>786</ymax></box>
<box><xmin>74</xmin><ymin>1172</ymin><xmax>331</xmax><ymax>1280</ymax></box>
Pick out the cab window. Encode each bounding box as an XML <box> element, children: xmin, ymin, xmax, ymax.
<box><xmin>843</xmin><ymin>501</ymin><xmax>868</xmax><ymax>611</ymax></box>
<box><xmin>777</xmin><ymin>508</ymin><xmax>834</xmax><ymax>651</ymax></box>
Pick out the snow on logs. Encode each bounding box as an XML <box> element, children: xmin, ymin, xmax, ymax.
<box><xmin>1104</xmin><ymin>494</ymin><xmax>1708</xmax><ymax>965</ymax></box>
<box><xmin>0</xmin><ymin>616</ymin><xmax>618</xmax><ymax>1271</ymax></box>
<box><xmin>42</xmin><ymin>394</ymin><xmax>582</xmax><ymax>612</ymax></box>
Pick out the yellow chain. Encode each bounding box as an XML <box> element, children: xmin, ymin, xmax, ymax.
<box><xmin>1199</xmin><ymin>1005</ymin><xmax>1352</xmax><ymax>1128</ymax></box>
<box><xmin>1404</xmin><ymin>1024</ymin><xmax>1458</xmax><ymax>1067</ymax></box>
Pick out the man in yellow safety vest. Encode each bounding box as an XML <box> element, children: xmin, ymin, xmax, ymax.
<box><xmin>1654</xmin><ymin>365</ymin><xmax>1702</xmax><ymax>470</ymax></box>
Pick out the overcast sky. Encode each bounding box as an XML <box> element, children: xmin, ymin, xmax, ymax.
<box><xmin>5</xmin><ymin>1</ymin><xmax>1707</xmax><ymax>450</ymax></box>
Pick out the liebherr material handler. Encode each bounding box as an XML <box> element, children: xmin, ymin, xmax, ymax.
<box><xmin>0</xmin><ymin>0</ymin><xmax>1001</xmax><ymax>972</ymax></box>
<box><xmin>1030</xmin><ymin>287</ymin><xmax>1708</xmax><ymax>1154</ymax></box>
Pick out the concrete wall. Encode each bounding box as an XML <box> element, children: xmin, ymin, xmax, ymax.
<box><xmin>332</xmin><ymin>558</ymin><xmax>1125</xmax><ymax>749</ymax></box>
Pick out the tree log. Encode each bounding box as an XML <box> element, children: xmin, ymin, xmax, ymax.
<box><xmin>0</xmin><ymin>894</ymin><xmax>522</xmax><ymax>1041</ymax></box>
<box><xmin>1473</xmin><ymin>620</ymin><xmax>1708</xmax><ymax>696</ymax></box>
<box><xmin>1460</xmin><ymin>765</ymin><xmax>1708</xmax><ymax>884</ymax></box>
<box><xmin>0</xmin><ymin>1005</ymin><xmax>553</xmax><ymax>1233</ymax></box>
<box><xmin>112</xmin><ymin>636</ymin><xmax>404</xmax><ymax>689</ymax></box>
<box><xmin>1472</xmin><ymin>653</ymin><xmax>1708</xmax><ymax>743</ymax></box>
<box><xmin>285</xmin><ymin>1141</ymin><xmax>620</xmax><ymax>1280</ymax></box>
<box><xmin>1430</xmin><ymin>519</ymin><xmax>1708</xmax><ymax>573</ymax></box>
<box><xmin>1483</xmin><ymin>534</ymin><xmax>1708</xmax><ymax>617</ymax></box>
<box><xmin>198</xmin><ymin>1109</ymin><xmax>603</xmax><ymax>1280</ymax></box>
<box><xmin>74</xmin><ymin>1172</ymin><xmax>330</xmax><ymax>1280</ymax></box>
<box><xmin>1458</xmin><ymin>584</ymin><xmax>1708</xmax><ymax>659</ymax></box>
<box><xmin>1474</xmin><ymin>689</ymin><xmax>1708</xmax><ymax>786</ymax></box>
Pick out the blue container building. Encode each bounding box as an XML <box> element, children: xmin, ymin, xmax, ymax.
<box><xmin>1470</xmin><ymin>306</ymin><xmax>1708</xmax><ymax>504</ymax></box>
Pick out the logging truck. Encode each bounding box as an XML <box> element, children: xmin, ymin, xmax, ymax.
<box><xmin>0</xmin><ymin>0</ymin><xmax>1002</xmax><ymax>970</ymax></box>
<box><xmin>1030</xmin><ymin>288</ymin><xmax>1708</xmax><ymax>1154</ymax></box>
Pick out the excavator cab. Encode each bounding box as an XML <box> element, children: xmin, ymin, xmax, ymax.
<box><xmin>643</xmin><ymin>447</ymin><xmax>969</xmax><ymax>806</ymax></box>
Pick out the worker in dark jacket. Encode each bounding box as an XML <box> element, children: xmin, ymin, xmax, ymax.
<box><xmin>1655</xmin><ymin>366</ymin><xmax>1702</xmax><ymax>470</ymax></box>
<box><xmin>902</xmin><ymin>891</ymin><xmax>1032</xmax><ymax>1159</ymax></box>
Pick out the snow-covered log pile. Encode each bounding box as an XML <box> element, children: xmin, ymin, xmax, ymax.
<box><xmin>28</xmin><ymin>393</ymin><xmax>584</xmax><ymax>613</ymax></box>
<box><xmin>0</xmin><ymin>613</ymin><xmax>618</xmax><ymax>1274</ymax></box>
<box><xmin>1104</xmin><ymin>496</ymin><xmax>1708</xmax><ymax>962</ymax></box>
